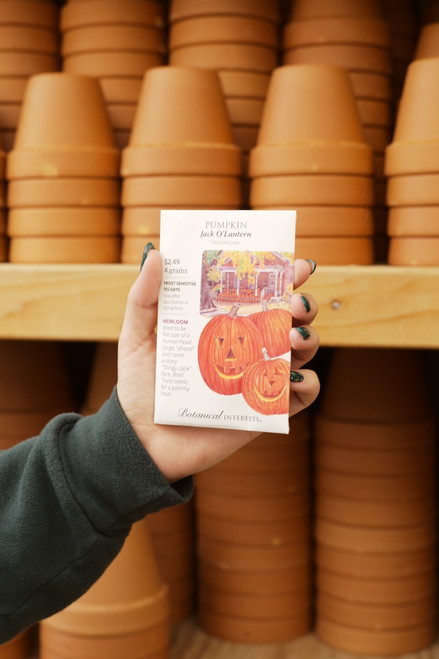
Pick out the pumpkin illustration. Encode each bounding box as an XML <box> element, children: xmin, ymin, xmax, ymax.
<box><xmin>198</xmin><ymin>303</ymin><xmax>264</xmax><ymax>395</ymax></box>
<box><xmin>242</xmin><ymin>348</ymin><xmax>290</xmax><ymax>415</ymax></box>
<box><xmin>248</xmin><ymin>300</ymin><xmax>292</xmax><ymax>357</ymax></box>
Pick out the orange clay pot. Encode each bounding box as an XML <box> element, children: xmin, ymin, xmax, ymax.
<box><xmin>99</xmin><ymin>77</ymin><xmax>143</xmax><ymax>104</ymax></box>
<box><xmin>0</xmin><ymin>1</ymin><xmax>58</xmax><ymax>29</ymax></box>
<box><xmin>60</xmin><ymin>0</ymin><xmax>165</xmax><ymax>31</ymax></box>
<box><xmin>288</xmin><ymin>0</ymin><xmax>384</xmax><ymax>21</ymax></box>
<box><xmin>169</xmin><ymin>16</ymin><xmax>278</xmax><ymax>49</ymax></box>
<box><xmin>121</xmin><ymin>236</ymin><xmax>160</xmax><ymax>264</ymax></box>
<box><xmin>169</xmin><ymin>43</ymin><xmax>278</xmax><ymax>73</ymax></box>
<box><xmin>63</xmin><ymin>51</ymin><xmax>164</xmax><ymax>77</ymax></box>
<box><xmin>255</xmin><ymin>206</ymin><xmax>374</xmax><ymax>236</ymax></box>
<box><xmin>0</xmin><ymin>52</ymin><xmax>58</xmax><ymax>76</ymax></box>
<box><xmin>388</xmin><ymin>237</ymin><xmax>439</xmax><ymax>265</ymax></box>
<box><xmin>283</xmin><ymin>17</ymin><xmax>390</xmax><ymax>50</ymax></box>
<box><xmin>0</xmin><ymin>25</ymin><xmax>58</xmax><ymax>54</ymax></box>
<box><xmin>295</xmin><ymin>237</ymin><xmax>374</xmax><ymax>265</ymax></box>
<box><xmin>387</xmin><ymin>206</ymin><xmax>439</xmax><ymax>236</ymax></box>
<box><xmin>197</xmin><ymin>513</ymin><xmax>310</xmax><ymax>547</ymax></box>
<box><xmin>121</xmin><ymin>145</ymin><xmax>242</xmax><ymax>177</ymax></box>
<box><xmin>387</xmin><ymin>173</ymin><xmax>439</xmax><ymax>205</ymax></box>
<box><xmin>314</xmin><ymin>443</ymin><xmax>435</xmax><ymax>476</ymax></box>
<box><xmin>250</xmin><ymin>174</ymin><xmax>374</xmax><ymax>206</ymax></box>
<box><xmin>9</xmin><ymin>236</ymin><xmax>121</xmax><ymax>264</ymax></box>
<box><xmin>61</xmin><ymin>24</ymin><xmax>165</xmax><ymax>56</ymax></box>
<box><xmin>283</xmin><ymin>44</ymin><xmax>391</xmax><ymax>75</ymax></box>
<box><xmin>198</xmin><ymin>560</ymin><xmax>312</xmax><ymax>595</ymax></box>
<box><xmin>218</xmin><ymin>70</ymin><xmax>270</xmax><ymax>98</ymax></box>
<box><xmin>169</xmin><ymin>0</ymin><xmax>280</xmax><ymax>24</ymax></box>
<box><xmin>349</xmin><ymin>71</ymin><xmax>392</xmax><ymax>100</ymax></box>
<box><xmin>121</xmin><ymin>176</ymin><xmax>241</xmax><ymax>208</ymax></box>
<box><xmin>7</xmin><ymin>207</ymin><xmax>121</xmax><ymax>237</ymax></box>
<box><xmin>7</xmin><ymin>178</ymin><xmax>120</xmax><ymax>208</ymax></box>
<box><xmin>316</xmin><ymin>616</ymin><xmax>436</xmax><ymax>655</ymax></box>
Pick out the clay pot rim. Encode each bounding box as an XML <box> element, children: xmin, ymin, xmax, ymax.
<box><xmin>385</xmin><ymin>141</ymin><xmax>439</xmax><ymax>175</ymax></box>
<box><xmin>7</xmin><ymin>148</ymin><xmax>120</xmax><ymax>179</ymax></box>
<box><xmin>121</xmin><ymin>144</ymin><xmax>242</xmax><ymax>176</ymax></box>
<box><xmin>169</xmin><ymin>0</ymin><xmax>280</xmax><ymax>24</ymax></box>
<box><xmin>387</xmin><ymin>207</ymin><xmax>439</xmax><ymax>236</ymax></box>
<box><xmin>169</xmin><ymin>15</ymin><xmax>279</xmax><ymax>49</ymax></box>
<box><xmin>249</xmin><ymin>143</ymin><xmax>373</xmax><ymax>176</ymax></box>
<box><xmin>60</xmin><ymin>0</ymin><xmax>165</xmax><ymax>31</ymax></box>
<box><xmin>388</xmin><ymin>237</ymin><xmax>439</xmax><ymax>266</ymax></box>
<box><xmin>8</xmin><ymin>207</ymin><xmax>121</xmax><ymax>237</ymax></box>
<box><xmin>283</xmin><ymin>17</ymin><xmax>390</xmax><ymax>49</ymax></box>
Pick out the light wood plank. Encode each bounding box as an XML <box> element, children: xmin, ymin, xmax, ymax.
<box><xmin>0</xmin><ymin>264</ymin><xmax>437</xmax><ymax>347</ymax></box>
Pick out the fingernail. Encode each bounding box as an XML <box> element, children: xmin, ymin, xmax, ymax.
<box><xmin>301</xmin><ymin>295</ymin><xmax>311</xmax><ymax>313</ymax></box>
<box><xmin>306</xmin><ymin>259</ymin><xmax>317</xmax><ymax>274</ymax></box>
<box><xmin>295</xmin><ymin>326</ymin><xmax>310</xmax><ymax>340</ymax></box>
<box><xmin>290</xmin><ymin>370</ymin><xmax>304</xmax><ymax>383</ymax></box>
<box><xmin>140</xmin><ymin>242</ymin><xmax>155</xmax><ymax>271</ymax></box>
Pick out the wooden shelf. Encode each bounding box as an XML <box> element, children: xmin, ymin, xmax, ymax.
<box><xmin>0</xmin><ymin>263</ymin><xmax>437</xmax><ymax>348</ymax></box>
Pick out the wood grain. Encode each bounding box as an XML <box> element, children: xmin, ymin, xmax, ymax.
<box><xmin>0</xmin><ymin>264</ymin><xmax>437</xmax><ymax>347</ymax></box>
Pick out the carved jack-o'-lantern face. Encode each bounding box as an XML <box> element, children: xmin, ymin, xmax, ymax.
<box><xmin>242</xmin><ymin>349</ymin><xmax>290</xmax><ymax>415</ymax></box>
<box><xmin>198</xmin><ymin>303</ymin><xmax>264</xmax><ymax>395</ymax></box>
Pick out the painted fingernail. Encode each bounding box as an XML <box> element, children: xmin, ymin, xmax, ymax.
<box><xmin>295</xmin><ymin>326</ymin><xmax>311</xmax><ymax>340</ymax></box>
<box><xmin>290</xmin><ymin>370</ymin><xmax>304</xmax><ymax>383</ymax></box>
<box><xmin>306</xmin><ymin>259</ymin><xmax>317</xmax><ymax>274</ymax></box>
<box><xmin>140</xmin><ymin>242</ymin><xmax>155</xmax><ymax>271</ymax></box>
<box><xmin>301</xmin><ymin>295</ymin><xmax>311</xmax><ymax>313</ymax></box>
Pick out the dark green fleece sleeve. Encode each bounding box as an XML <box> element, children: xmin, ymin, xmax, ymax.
<box><xmin>0</xmin><ymin>387</ymin><xmax>193</xmax><ymax>643</ymax></box>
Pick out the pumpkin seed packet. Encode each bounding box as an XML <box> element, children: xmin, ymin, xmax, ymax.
<box><xmin>154</xmin><ymin>209</ymin><xmax>296</xmax><ymax>434</ymax></box>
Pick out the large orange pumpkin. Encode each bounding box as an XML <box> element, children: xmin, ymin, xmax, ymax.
<box><xmin>248</xmin><ymin>300</ymin><xmax>292</xmax><ymax>357</ymax></box>
<box><xmin>242</xmin><ymin>348</ymin><xmax>290</xmax><ymax>415</ymax></box>
<box><xmin>198</xmin><ymin>303</ymin><xmax>264</xmax><ymax>395</ymax></box>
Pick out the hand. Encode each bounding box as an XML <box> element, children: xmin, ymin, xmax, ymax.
<box><xmin>117</xmin><ymin>248</ymin><xmax>320</xmax><ymax>483</ymax></box>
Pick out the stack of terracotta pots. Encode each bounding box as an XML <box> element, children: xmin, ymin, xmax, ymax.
<box><xmin>249</xmin><ymin>64</ymin><xmax>375</xmax><ymax>264</ymax></box>
<box><xmin>6</xmin><ymin>72</ymin><xmax>122</xmax><ymax>264</ymax></box>
<box><xmin>147</xmin><ymin>502</ymin><xmax>196</xmax><ymax>625</ymax></box>
<box><xmin>120</xmin><ymin>66</ymin><xmax>242</xmax><ymax>263</ymax></box>
<box><xmin>168</xmin><ymin>0</ymin><xmax>281</xmax><ymax>203</ymax></box>
<box><xmin>194</xmin><ymin>411</ymin><xmax>313</xmax><ymax>643</ymax></box>
<box><xmin>0</xmin><ymin>629</ymin><xmax>34</xmax><ymax>659</ymax></box>
<box><xmin>385</xmin><ymin>57</ymin><xmax>439</xmax><ymax>265</ymax></box>
<box><xmin>0</xmin><ymin>136</ymin><xmax>6</xmax><ymax>262</ymax></box>
<box><xmin>282</xmin><ymin>0</ymin><xmax>393</xmax><ymax>261</ymax></box>
<box><xmin>0</xmin><ymin>0</ymin><xmax>59</xmax><ymax>152</ymax></box>
<box><xmin>39</xmin><ymin>519</ymin><xmax>172</xmax><ymax>659</ymax></box>
<box><xmin>60</xmin><ymin>0</ymin><xmax>166</xmax><ymax>149</ymax></box>
<box><xmin>0</xmin><ymin>340</ymin><xmax>74</xmax><ymax>452</ymax></box>
<box><xmin>381</xmin><ymin>0</ymin><xmax>419</xmax><ymax>105</ymax></box>
<box><xmin>314</xmin><ymin>347</ymin><xmax>437</xmax><ymax>655</ymax></box>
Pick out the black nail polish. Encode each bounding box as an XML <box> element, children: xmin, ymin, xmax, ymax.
<box><xmin>301</xmin><ymin>295</ymin><xmax>311</xmax><ymax>313</ymax></box>
<box><xmin>140</xmin><ymin>242</ymin><xmax>155</xmax><ymax>271</ymax></box>
<box><xmin>296</xmin><ymin>326</ymin><xmax>311</xmax><ymax>340</ymax></box>
<box><xmin>306</xmin><ymin>259</ymin><xmax>317</xmax><ymax>274</ymax></box>
<box><xmin>290</xmin><ymin>370</ymin><xmax>304</xmax><ymax>383</ymax></box>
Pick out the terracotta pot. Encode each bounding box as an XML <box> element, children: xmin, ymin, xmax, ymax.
<box><xmin>128</xmin><ymin>67</ymin><xmax>233</xmax><ymax>144</ymax></box>
<box><xmin>363</xmin><ymin>126</ymin><xmax>392</xmax><ymax>152</ymax></box>
<box><xmin>349</xmin><ymin>71</ymin><xmax>392</xmax><ymax>100</ymax></box>
<box><xmin>315</xmin><ymin>468</ymin><xmax>435</xmax><ymax>502</ymax></box>
<box><xmin>7</xmin><ymin>150</ymin><xmax>120</xmax><ymax>179</ymax></box>
<box><xmin>315</xmin><ymin>443</ymin><xmax>435</xmax><ymax>475</ymax></box>
<box><xmin>283</xmin><ymin>44</ymin><xmax>391</xmax><ymax>75</ymax></box>
<box><xmin>61</xmin><ymin>24</ymin><xmax>165</xmax><ymax>56</ymax></box>
<box><xmin>0</xmin><ymin>1</ymin><xmax>58</xmax><ymax>29</ymax></box>
<box><xmin>121</xmin><ymin>145</ymin><xmax>242</xmax><ymax>177</ymax></box>
<box><xmin>199</xmin><ymin>607</ymin><xmax>311</xmax><ymax>643</ymax></box>
<box><xmin>232</xmin><ymin>125</ymin><xmax>259</xmax><ymax>151</ymax></box>
<box><xmin>198</xmin><ymin>560</ymin><xmax>312</xmax><ymax>595</ymax></box>
<box><xmin>121</xmin><ymin>236</ymin><xmax>160</xmax><ymax>264</ymax></box>
<box><xmin>225</xmin><ymin>97</ymin><xmax>264</xmax><ymax>126</ymax></box>
<box><xmin>414</xmin><ymin>22</ymin><xmax>439</xmax><ymax>59</ymax></box>
<box><xmin>318</xmin><ymin>348</ymin><xmax>433</xmax><ymax>422</ymax></box>
<box><xmin>99</xmin><ymin>77</ymin><xmax>143</xmax><ymax>104</ymax></box>
<box><xmin>10</xmin><ymin>71</ymin><xmax>116</xmax><ymax>152</ymax></box>
<box><xmin>9</xmin><ymin>236</ymin><xmax>121</xmax><ymax>264</ymax></box>
<box><xmin>218</xmin><ymin>70</ymin><xmax>270</xmax><ymax>98</ymax></box>
<box><xmin>0</xmin><ymin>340</ymin><xmax>73</xmax><ymax>412</ymax></box>
<box><xmin>114</xmin><ymin>130</ymin><xmax>131</xmax><ymax>150</ymax></box>
<box><xmin>198</xmin><ymin>535</ymin><xmax>311</xmax><ymax>571</ymax></box>
<box><xmin>197</xmin><ymin>513</ymin><xmax>310</xmax><ymax>546</ymax></box>
<box><xmin>276</xmin><ymin>206</ymin><xmax>374</xmax><ymax>236</ymax></box>
<box><xmin>388</xmin><ymin>237</ymin><xmax>439</xmax><ymax>265</ymax></box>
<box><xmin>0</xmin><ymin>52</ymin><xmax>58</xmax><ymax>76</ymax></box>
<box><xmin>210</xmin><ymin>440</ymin><xmax>308</xmax><ymax>472</ymax></box>
<box><xmin>283</xmin><ymin>17</ymin><xmax>390</xmax><ymax>49</ymax></box>
<box><xmin>387</xmin><ymin>173</ymin><xmax>439</xmax><ymax>205</ymax></box>
<box><xmin>0</xmin><ymin>77</ymin><xmax>28</xmax><ymax>103</ymax></box>
<box><xmin>356</xmin><ymin>98</ymin><xmax>392</xmax><ymax>128</ymax></box>
<box><xmin>169</xmin><ymin>0</ymin><xmax>280</xmax><ymax>23</ymax></box>
<box><xmin>288</xmin><ymin>0</ymin><xmax>384</xmax><ymax>20</ymax></box>
<box><xmin>7</xmin><ymin>207</ymin><xmax>121</xmax><ymax>237</ymax></box>
<box><xmin>199</xmin><ymin>582</ymin><xmax>311</xmax><ymax>619</ymax></box>
<box><xmin>105</xmin><ymin>103</ymin><xmax>137</xmax><ymax>132</ymax></box>
<box><xmin>196</xmin><ymin>465</ymin><xmax>310</xmax><ymax>497</ymax></box>
<box><xmin>316</xmin><ymin>495</ymin><xmax>436</xmax><ymax>528</ymax></box>
<box><xmin>314</xmin><ymin>414</ymin><xmax>436</xmax><ymax>450</ymax></box>
<box><xmin>250</xmin><ymin>174</ymin><xmax>374</xmax><ymax>206</ymax></box>
<box><xmin>40</xmin><ymin>520</ymin><xmax>170</xmax><ymax>658</ymax></box>
<box><xmin>0</xmin><ymin>104</ymin><xmax>22</xmax><ymax>132</ymax></box>
<box><xmin>317</xmin><ymin>591</ymin><xmax>437</xmax><ymax>631</ymax></box>
<box><xmin>169</xmin><ymin>43</ymin><xmax>278</xmax><ymax>72</ymax></box>
<box><xmin>316</xmin><ymin>543</ymin><xmax>437</xmax><ymax>579</ymax></box>
<box><xmin>63</xmin><ymin>51</ymin><xmax>164</xmax><ymax>77</ymax></box>
<box><xmin>7</xmin><ymin>178</ymin><xmax>120</xmax><ymax>207</ymax></box>
<box><xmin>169</xmin><ymin>16</ymin><xmax>278</xmax><ymax>49</ymax></box>
<box><xmin>60</xmin><ymin>0</ymin><xmax>165</xmax><ymax>31</ymax></box>
<box><xmin>121</xmin><ymin>176</ymin><xmax>241</xmax><ymax>207</ymax></box>
<box><xmin>387</xmin><ymin>206</ymin><xmax>439</xmax><ymax>236</ymax></box>
<box><xmin>315</xmin><ymin>518</ymin><xmax>436</xmax><ymax>554</ymax></box>
<box><xmin>120</xmin><ymin>207</ymin><xmax>161</xmax><ymax>235</ymax></box>
<box><xmin>0</xmin><ymin>629</ymin><xmax>33</xmax><ymax>659</ymax></box>
<box><xmin>0</xmin><ymin>25</ymin><xmax>58</xmax><ymax>54</ymax></box>
<box><xmin>294</xmin><ymin>237</ymin><xmax>374</xmax><ymax>265</ymax></box>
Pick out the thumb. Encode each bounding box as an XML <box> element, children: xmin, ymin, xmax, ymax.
<box><xmin>120</xmin><ymin>247</ymin><xmax>162</xmax><ymax>348</ymax></box>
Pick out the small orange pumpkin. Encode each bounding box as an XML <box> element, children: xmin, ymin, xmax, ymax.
<box><xmin>198</xmin><ymin>303</ymin><xmax>264</xmax><ymax>395</ymax></box>
<box><xmin>242</xmin><ymin>348</ymin><xmax>290</xmax><ymax>415</ymax></box>
<box><xmin>248</xmin><ymin>300</ymin><xmax>292</xmax><ymax>357</ymax></box>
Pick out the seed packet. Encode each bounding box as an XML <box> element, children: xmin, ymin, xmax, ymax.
<box><xmin>154</xmin><ymin>209</ymin><xmax>296</xmax><ymax>433</ymax></box>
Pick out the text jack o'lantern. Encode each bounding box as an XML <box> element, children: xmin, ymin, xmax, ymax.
<box><xmin>198</xmin><ymin>303</ymin><xmax>264</xmax><ymax>395</ymax></box>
